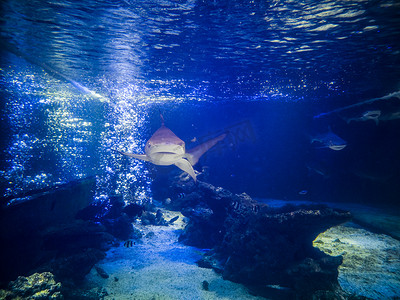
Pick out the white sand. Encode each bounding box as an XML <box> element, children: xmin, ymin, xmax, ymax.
<box><xmin>85</xmin><ymin>210</ymin><xmax>264</xmax><ymax>300</ymax></box>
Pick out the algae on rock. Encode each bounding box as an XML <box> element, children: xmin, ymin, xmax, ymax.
<box><xmin>0</xmin><ymin>272</ymin><xmax>63</xmax><ymax>299</ymax></box>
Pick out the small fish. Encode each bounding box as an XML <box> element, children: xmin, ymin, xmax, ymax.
<box><xmin>231</xmin><ymin>201</ymin><xmax>241</xmax><ymax>210</ymax></box>
<box><xmin>231</xmin><ymin>201</ymin><xmax>259</xmax><ymax>214</ymax></box>
<box><xmin>177</xmin><ymin>193</ymin><xmax>185</xmax><ymax>199</ymax></box>
<box><xmin>351</xmin><ymin>168</ymin><xmax>393</xmax><ymax>183</ymax></box>
<box><xmin>190</xmin><ymin>137</ymin><xmax>197</xmax><ymax>143</ymax></box>
<box><xmin>266</xmin><ymin>284</ymin><xmax>291</xmax><ymax>291</ymax></box>
<box><xmin>306</xmin><ymin>162</ymin><xmax>330</xmax><ymax>178</ymax></box>
<box><xmin>298</xmin><ymin>190</ymin><xmax>308</xmax><ymax>195</ymax></box>
<box><xmin>202</xmin><ymin>280</ymin><xmax>209</xmax><ymax>291</ymax></box>
<box><xmin>169</xmin><ymin>216</ymin><xmax>179</xmax><ymax>224</ymax></box>
<box><xmin>252</xmin><ymin>204</ymin><xmax>260</xmax><ymax>213</ymax></box>
<box><xmin>94</xmin><ymin>266</ymin><xmax>109</xmax><ymax>279</ymax></box>
<box><xmin>201</xmin><ymin>248</ymin><xmax>212</xmax><ymax>252</ymax></box>
<box><xmin>124</xmin><ymin>240</ymin><xmax>135</xmax><ymax>247</ymax></box>
<box><xmin>156</xmin><ymin>209</ymin><xmax>163</xmax><ymax>221</ymax></box>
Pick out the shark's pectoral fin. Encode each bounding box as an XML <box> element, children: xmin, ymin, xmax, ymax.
<box><xmin>185</xmin><ymin>133</ymin><xmax>227</xmax><ymax>166</ymax></box>
<box><xmin>174</xmin><ymin>158</ymin><xmax>197</xmax><ymax>182</ymax></box>
<box><xmin>116</xmin><ymin>150</ymin><xmax>150</xmax><ymax>162</ymax></box>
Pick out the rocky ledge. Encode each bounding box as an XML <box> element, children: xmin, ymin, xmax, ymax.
<box><xmin>164</xmin><ymin>178</ymin><xmax>352</xmax><ymax>299</ymax></box>
<box><xmin>0</xmin><ymin>272</ymin><xmax>63</xmax><ymax>300</ymax></box>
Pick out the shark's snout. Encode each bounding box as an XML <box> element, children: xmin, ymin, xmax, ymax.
<box><xmin>146</xmin><ymin>143</ymin><xmax>185</xmax><ymax>157</ymax></box>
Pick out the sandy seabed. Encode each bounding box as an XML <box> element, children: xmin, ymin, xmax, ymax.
<box><xmin>84</xmin><ymin>210</ymin><xmax>264</xmax><ymax>300</ymax></box>
<box><xmin>85</xmin><ymin>206</ymin><xmax>400</xmax><ymax>300</ymax></box>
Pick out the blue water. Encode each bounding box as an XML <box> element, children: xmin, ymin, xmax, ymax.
<box><xmin>1</xmin><ymin>0</ymin><xmax>400</xmax><ymax>207</ymax></box>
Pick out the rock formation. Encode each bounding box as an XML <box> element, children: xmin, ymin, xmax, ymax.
<box><xmin>164</xmin><ymin>177</ymin><xmax>352</xmax><ymax>298</ymax></box>
<box><xmin>0</xmin><ymin>272</ymin><xmax>63</xmax><ymax>299</ymax></box>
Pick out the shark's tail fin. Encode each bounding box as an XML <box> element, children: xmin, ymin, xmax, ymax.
<box><xmin>185</xmin><ymin>133</ymin><xmax>227</xmax><ymax>166</ymax></box>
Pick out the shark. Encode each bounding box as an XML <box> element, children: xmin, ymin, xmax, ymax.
<box><xmin>116</xmin><ymin>115</ymin><xmax>226</xmax><ymax>182</ymax></box>
<box><xmin>311</xmin><ymin>128</ymin><xmax>347</xmax><ymax>151</ymax></box>
<box><xmin>344</xmin><ymin>110</ymin><xmax>381</xmax><ymax>125</ymax></box>
<box><xmin>379</xmin><ymin>111</ymin><xmax>400</xmax><ymax>122</ymax></box>
<box><xmin>343</xmin><ymin>108</ymin><xmax>400</xmax><ymax>125</ymax></box>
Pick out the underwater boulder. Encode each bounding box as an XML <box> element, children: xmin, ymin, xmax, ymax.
<box><xmin>31</xmin><ymin>221</ymin><xmax>113</xmax><ymax>284</ymax></box>
<box><xmin>0</xmin><ymin>272</ymin><xmax>63</xmax><ymax>299</ymax></box>
<box><xmin>218</xmin><ymin>205</ymin><xmax>351</xmax><ymax>293</ymax></box>
<box><xmin>140</xmin><ymin>210</ymin><xmax>168</xmax><ymax>226</ymax></box>
<box><xmin>101</xmin><ymin>214</ymin><xmax>133</xmax><ymax>240</ymax></box>
<box><xmin>286</xmin><ymin>256</ymin><xmax>344</xmax><ymax>295</ymax></box>
<box><xmin>41</xmin><ymin>220</ymin><xmax>114</xmax><ymax>253</ymax></box>
<box><xmin>170</xmin><ymin>178</ymin><xmax>352</xmax><ymax>298</ymax></box>
<box><xmin>177</xmin><ymin>183</ymin><xmax>265</xmax><ymax>249</ymax></box>
<box><xmin>179</xmin><ymin>206</ymin><xmax>216</xmax><ymax>248</ymax></box>
<box><xmin>76</xmin><ymin>195</ymin><xmax>144</xmax><ymax>240</ymax></box>
<box><xmin>123</xmin><ymin>203</ymin><xmax>144</xmax><ymax>219</ymax></box>
<box><xmin>36</xmin><ymin>248</ymin><xmax>106</xmax><ymax>284</ymax></box>
<box><xmin>0</xmin><ymin>177</ymin><xmax>96</xmax><ymax>238</ymax></box>
<box><xmin>0</xmin><ymin>177</ymin><xmax>96</xmax><ymax>284</ymax></box>
<box><xmin>76</xmin><ymin>195</ymin><xmax>126</xmax><ymax>221</ymax></box>
<box><xmin>176</xmin><ymin>182</ymin><xmax>242</xmax><ymax>248</ymax></box>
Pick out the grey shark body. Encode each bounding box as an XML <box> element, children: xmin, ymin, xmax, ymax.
<box><xmin>118</xmin><ymin>115</ymin><xmax>226</xmax><ymax>182</ymax></box>
<box><xmin>344</xmin><ymin>110</ymin><xmax>381</xmax><ymax>125</ymax></box>
<box><xmin>379</xmin><ymin>111</ymin><xmax>400</xmax><ymax>122</ymax></box>
<box><xmin>343</xmin><ymin>109</ymin><xmax>400</xmax><ymax>125</ymax></box>
<box><xmin>311</xmin><ymin>129</ymin><xmax>347</xmax><ymax>151</ymax></box>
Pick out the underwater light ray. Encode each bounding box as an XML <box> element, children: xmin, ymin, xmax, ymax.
<box><xmin>314</xmin><ymin>90</ymin><xmax>400</xmax><ymax>119</ymax></box>
<box><xmin>0</xmin><ymin>53</ymin><xmax>111</xmax><ymax>199</ymax></box>
<box><xmin>1</xmin><ymin>60</ymin><xmax>153</xmax><ymax>203</ymax></box>
<box><xmin>1</xmin><ymin>39</ymin><xmax>108</xmax><ymax>102</ymax></box>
